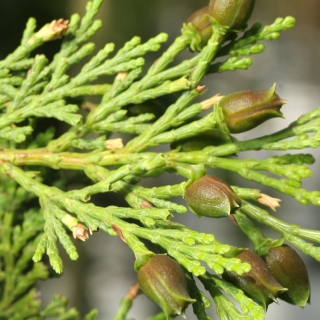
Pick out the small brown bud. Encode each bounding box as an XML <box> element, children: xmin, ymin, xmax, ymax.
<box><xmin>105</xmin><ymin>138</ymin><xmax>124</xmax><ymax>150</ymax></box>
<box><xmin>34</xmin><ymin>19</ymin><xmax>69</xmax><ymax>42</ymax></box>
<box><xmin>258</xmin><ymin>193</ymin><xmax>281</xmax><ymax>211</ymax></box>
<box><xmin>72</xmin><ymin>223</ymin><xmax>89</xmax><ymax>241</ymax></box>
<box><xmin>200</xmin><ymin>94</ymin><xmax>223</xmax><ymax>110</ymax></box>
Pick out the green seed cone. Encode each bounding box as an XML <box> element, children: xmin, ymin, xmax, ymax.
<box><xmin>262</xmin><ymin>245</ymin><xmax>311</xmax><ymax>307</ymax></box>
<box><xmin>218</xmin><ymin>84</ymin><xmax>286</xmax><ymax>133</ymax></box>
<box><xmin>209</xmin><ymin>0</ymin><xmax>256</xmax><ymax>29</ymax></box>
<box><xmin>138</xmin><ymin>255</ymin><xmax>195</xmax><ymax>319</ymax></box>
<box><xmin>184</xmin><ymin>175</ymin><xmax>241</xmax><ymax>218</ymax></box>
<box><xmin>223</xmin><ymin>250</ymin><xmax>287</xmax><ymax>310</ymax></box>
<box><xmin>186</xmin><ymin>6</ymin><xmax>213</xmax><ymax>49</ymax></box>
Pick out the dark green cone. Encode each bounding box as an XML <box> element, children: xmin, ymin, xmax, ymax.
<box><xmin>262</xmin><ymin>245</ymin><xmax>310</xmax><ymax>307</ymax></box>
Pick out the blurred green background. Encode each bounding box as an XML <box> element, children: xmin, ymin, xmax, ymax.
<box><xmin>1</xmin><ymin>1</ymin><xmax>320</xmax><ymax>319</ymax></box>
